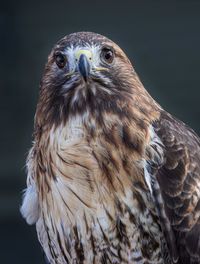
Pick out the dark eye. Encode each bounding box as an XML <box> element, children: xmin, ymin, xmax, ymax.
<box><xmin>55</xmin><ymin>53</ymin><xmax>66</xmax><ymax>68</ymax></box>
<box><xmin>101</xmin><ymin>47</ymin><xmax>114</xmax><ymax>63</ymax></box>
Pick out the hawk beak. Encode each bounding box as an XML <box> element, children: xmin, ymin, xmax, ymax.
<box><xmin>75</xmin><ymin>50</ymin><xmax>92</xmax><ymax>82</ymax></box>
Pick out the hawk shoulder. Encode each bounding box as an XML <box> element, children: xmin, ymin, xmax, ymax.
<box><xmin>152</xmin><ymin>110</ymin><xmax>200</xmax><ymax>264</ymax></box>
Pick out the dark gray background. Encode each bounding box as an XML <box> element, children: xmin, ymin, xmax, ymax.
<box><xmin>1</xmin><ymin>0</ymin><xmax>200</xmax><ymax>263</ymax></box>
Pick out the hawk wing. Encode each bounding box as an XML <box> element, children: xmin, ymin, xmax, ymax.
<box><xmin>152</xmin><ymin>111</ymin><xmax>200</xmax><ymax>264</ymax></box>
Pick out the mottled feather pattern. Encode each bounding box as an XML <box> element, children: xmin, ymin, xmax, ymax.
<box><xmin>21</xmin><ymin>32</ymin><xmax>200</xmax><ymax>264</ymax></box>
<box><xmin>152</xmin><ymin>111</ymin><xmax>200</xmax><ymax>264</ymax></box>
<box><xmin>28</xmin><ymin>112</ymin><xmax>168</xmax><ymax>263</ymax></box>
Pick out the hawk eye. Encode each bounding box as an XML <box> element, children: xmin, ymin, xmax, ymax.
<box><xmin>55</xmin><ymin>53</ymin><xmax>66</xmax><ymax>68</ymax></box>
<box><xmin>101</xmin><ymin>47</ymin><xmax>114</xmax><ymax>63</ymax></box>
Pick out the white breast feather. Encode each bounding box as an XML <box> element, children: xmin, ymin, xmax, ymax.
<box><xmin>20</xmin><ymin>184</ymin><xmax>39</xmax><ymax>225</ymax></box>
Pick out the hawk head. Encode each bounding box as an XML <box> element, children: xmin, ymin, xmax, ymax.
<box><xmin>35</xmin><ymin>32</ymin><xmax>159</xmax><ymax>131</ymax></box>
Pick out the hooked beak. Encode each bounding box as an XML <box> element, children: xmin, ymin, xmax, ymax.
<box><xmin>75</xmin><ymin>50</ymin><xmax>92</xmax><ymax>82</ymax></box>
<box><xmin>64</xmin><ymin>49</ymin><xmax>108</xmax><ymax>79</ymax></box>
<box><xmin>77</xmin><ymin>53</ymin><xmax>90</xmax><ymax>82</ymax></box>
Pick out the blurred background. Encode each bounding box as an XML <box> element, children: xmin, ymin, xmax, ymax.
<box><xmin>1</xmin><ymin>0</ymin><xmax>200</xmax><ymax>263</ymax></box>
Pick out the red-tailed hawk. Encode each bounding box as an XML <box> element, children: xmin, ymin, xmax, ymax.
<box><xmin>21</xmin><ymin>32</ymin><xmax>200</xmax><ymax>264</ymax></box>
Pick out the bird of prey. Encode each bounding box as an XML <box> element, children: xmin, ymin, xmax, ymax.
<box><xmin>21</xmin><ymin>32</ymin><xmax>200</xmax><ymax>264</ymax></box>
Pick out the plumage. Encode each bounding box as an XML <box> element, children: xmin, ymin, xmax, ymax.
<box><xmin>20</xmin><ymin>32</ymin><xmax>200</xmax><ymax>264</ymax></box>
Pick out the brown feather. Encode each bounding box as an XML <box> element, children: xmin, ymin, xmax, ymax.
<box><xmin>152</xmin><ymin>111</ymin><xmax>200</xmax><ymax>263</ymax></box>
<box><xmin>21</xmin><ymin>32</ymin><xmax>200</xmax><ymax>264</ymax></box>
